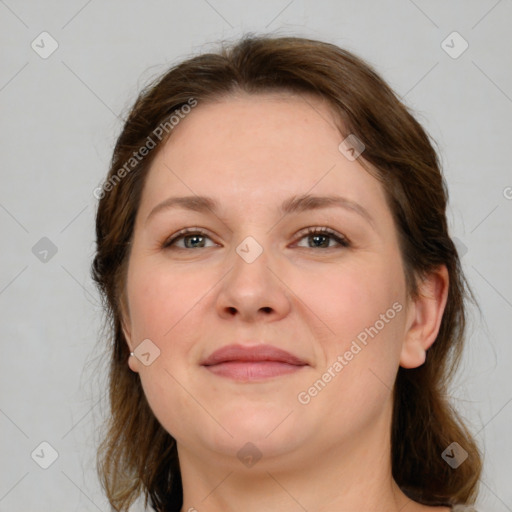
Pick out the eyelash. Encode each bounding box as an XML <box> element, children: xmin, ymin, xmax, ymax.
<box><xmin>162</xmin><ymin>226</ymin><xmax>351</xmax><ymax>250</ymax></box>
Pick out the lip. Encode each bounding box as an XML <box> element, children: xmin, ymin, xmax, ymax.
<box><xmin>201</xmin><ymin>344</ymin><xmax>308</xmax><ymax>381</ymax></box>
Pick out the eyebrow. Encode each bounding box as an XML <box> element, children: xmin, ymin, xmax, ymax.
<box><xmin>146</xmin><ymin>193</ymin><xmax>375</xmax><ymax>228</ymax></box>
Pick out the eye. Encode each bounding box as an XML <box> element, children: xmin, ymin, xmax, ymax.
<box><xmin>294</xmin><ymin>227</ymin><xmax>350</xmax><ymax>249</ymax></box>
<box><xmin>162</xmin><ymin>228</ymin><xmax>217</xmax><ymax>249</ymax></box>
<box><xmin>162</xmin><ymin>226</ymin><xmax>350</xmax><ymax>250</ymax></box>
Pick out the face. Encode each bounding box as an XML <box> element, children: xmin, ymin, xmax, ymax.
<box><xmin>122</xmin><ymin>91</ymin><xmax>413</xmax><ymax>469</ymax></box>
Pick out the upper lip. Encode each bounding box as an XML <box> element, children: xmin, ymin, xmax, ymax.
<box><xmin>201</xmin><ymin>344</ymin><xmax>308</xmax><ymax>366</ymax></box>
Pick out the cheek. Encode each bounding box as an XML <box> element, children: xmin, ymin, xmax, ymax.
<box><xmin>303</xmin><ymin>256</ymin><xmax>406</xmax><ymax>346</ymax></box>
<box><xmin>125</xmin><ymin>261</ymin><xmax>209</xmax><ymax>439</ymax></box>
<box><xmin>126</xmin><ymin>260</ymin><xmax>205</xmax><ymax>343</ymax></box>
<box><xmin>297</xmin><ymin>270</ymin><xmax>405</xmax><ymax>437</ymax></box>
<box><xmin>300</xmin><ymin>254</ymin><xmax>407</xmax><ymax>404</ymax></box>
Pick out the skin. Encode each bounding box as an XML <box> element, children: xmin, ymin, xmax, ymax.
<box><xmin>121</xmin><ymin>91</ymin><xmax>450</xmax><ymax>512</ymax></box>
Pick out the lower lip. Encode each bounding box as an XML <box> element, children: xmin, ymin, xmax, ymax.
<box><xmin>203</xmin><ymin>361</ymin><xmax>305</xmax><ymax>381</ymax></box>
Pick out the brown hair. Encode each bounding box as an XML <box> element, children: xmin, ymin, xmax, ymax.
<box><xmin>91</xmin><ymin>33</ymin><xmax>482</xmax><ymax>511</ymax></box>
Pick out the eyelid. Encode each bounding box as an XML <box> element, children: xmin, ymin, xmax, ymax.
<box><xmin>293</xmin><ymin>226</ymin><xmax>350</xmax><ymax>247</ymax></box>
<box><xmin>162</xmin><ymin>227</ymin><xmax>217</xmax><ymax>248</ymax></box>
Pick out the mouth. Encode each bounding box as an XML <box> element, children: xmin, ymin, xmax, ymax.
<box><xmin>200</xmin><ymin>343</ymin><xmax>308</xmax><ymax>382</ymax></box>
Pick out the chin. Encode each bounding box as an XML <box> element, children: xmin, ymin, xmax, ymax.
<box><xmin>184</xmin><ymin>404</ymin><xmax>280</xmax><ymax>441</ymax></box>
<box><xmin>226</xmin><ymin>402</ymin><xmax>288</xmax><ymax>436</ymax></box>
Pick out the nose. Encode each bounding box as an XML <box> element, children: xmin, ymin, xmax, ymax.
<box><xmin>214</xmin><ymin>238</ymin><xmax>291</xmax><ymax>323</ymax></box>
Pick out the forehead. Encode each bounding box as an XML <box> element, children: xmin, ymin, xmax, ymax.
<box><xmin>138</xmin><ymin>92</ymin><xmax>389</xmax><ymax>222</ymax></box>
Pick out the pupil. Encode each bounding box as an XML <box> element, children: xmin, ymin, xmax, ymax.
<box><xmin>186</xmin><ymin>235</ymin><xmax>204</xmax><ymax>248</ymax></box>
<box><xmin>311</xmin><ymin>235</ymin><xmax>328</xmax><ymax>248</ymax></box>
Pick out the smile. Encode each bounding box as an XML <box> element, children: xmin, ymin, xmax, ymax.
<box><xmin>200</xmin><ymin>343</ymin><xmax>308</xmax><ymax>382</ymax></box>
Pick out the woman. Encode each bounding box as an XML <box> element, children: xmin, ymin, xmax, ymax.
<box><xmin>92</xmin><ymin>34</ymin><xmax>482</xmax><ymax>512</ymax></box>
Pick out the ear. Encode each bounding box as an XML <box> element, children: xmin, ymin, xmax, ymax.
<box><xmin>119</xmin><ymin>297</ymin><xmax>141</xmax><ymax>373</ymax></box>
<box><xmin>400</xmin><ymin>265</ymin><xmax>449</xmax><ymax>369</ymax></box>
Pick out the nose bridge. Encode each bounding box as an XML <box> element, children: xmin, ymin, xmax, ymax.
<box><xmin>235</xmin><ymin>234</ymin><xmax>266</xmax><ymax>266</ymax></box>
<box><xmin>229</xmin><ymin>231</ymin><xmax>273</xmax><ymax>291</ymax></box>
<box><xmin>215</xmin><ymin>230</ymin><xmax>290</xmax><ymax>320</ymax></box>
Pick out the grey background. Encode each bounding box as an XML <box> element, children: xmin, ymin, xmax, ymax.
<box><xmin>1</xmin><ymin>0</ymin><xmax>511</xmax><ymax>510</ymax></box>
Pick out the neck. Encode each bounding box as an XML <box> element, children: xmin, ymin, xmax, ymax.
<box><xmin>177</xmin><ymin>398</ymin><xmax>424</xmax><ymax>512</ymax></box>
